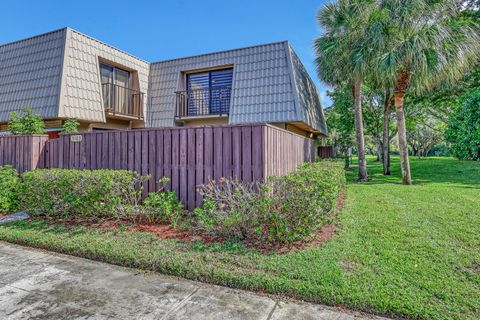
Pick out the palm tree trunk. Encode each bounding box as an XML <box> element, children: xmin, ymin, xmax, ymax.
<box><xmin>394</xmin><ymin>91</ymin><xmax>412</xmax><ymax>185</ymax></box>
<box><xmin>353</xmin><ymin>74</ymin><xmax>368</xmax><ymax>181</ymax></box>
<box><xmin>382</xmin><ymin>88</ymin><xmax>392</xmax><ymax>175</ymax></box>
<box><xmin>376</xmin><ymin>142</ymin><xmax>383</xmax><ymax>162</ymax></box>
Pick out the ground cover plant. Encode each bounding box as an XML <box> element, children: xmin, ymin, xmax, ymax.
<box><xmin>1</xmin><ymin>157</ymin><xmax>479</xmax><ymax>319</ymax></box>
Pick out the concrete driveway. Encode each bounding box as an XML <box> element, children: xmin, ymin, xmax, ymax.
<box><xmin>0</xmin><ymin>242</ymin><xmax>388</xmax><ymax>320</ymax></box>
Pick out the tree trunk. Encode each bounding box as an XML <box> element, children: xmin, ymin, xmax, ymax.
<box><xmin>353</xmin><ymin>74</ymin><xmax>368</xmax><ymax>181</ymax></box>
<box><xmin>382</xmin><ymin>88</ymin><xmax>392</xmax><ymax>175</ymax></box>
<box><xmin>394</xmin><ymin>92</ymin><xmax>412</xmax><ymax>185</ymax></box>
<box><xmin>376</xmin><ymin>142</ymin><xmax>383</xmax><ymax>162</ymax></box>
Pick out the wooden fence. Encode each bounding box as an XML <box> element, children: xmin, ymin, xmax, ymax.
<box><xmin>0</xmin><ymin>124</ymin><xmax>316</xmax><ymax>210</ymax></box>
<box><xmin>0</xmin><ymin>135</ymin><xmax>48</xmax><ymax>172</ymax></box>
<box><xmin>317</xmin><ymin>146</ymin><xmax>336</xmax><ymax>159</ymax></box>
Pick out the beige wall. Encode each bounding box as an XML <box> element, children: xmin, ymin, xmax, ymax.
<box><xmin>181</xmin><ymin>117</ymin><xmax>229</xmax><ymax>127</ymax></box>
<box><xmin>270</xmin><ymin>122</ymin><xmax>314</xmax><ymax>137</ymax></box>
<box><xmin>59</xmin><ymin>29</ymin><xmax>150</xmax><ymax>123</ymax></box>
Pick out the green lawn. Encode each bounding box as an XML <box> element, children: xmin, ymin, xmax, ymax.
<box><xmin>1</xmin><ymin>157</ymin><xmax>479</xmax><ymax>319</ymax></box>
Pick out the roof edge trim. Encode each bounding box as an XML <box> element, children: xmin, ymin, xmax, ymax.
<box><xmin>0</xmin><ymin>27</ymin><xmax>68</xmax><ymax>49</ymax></box>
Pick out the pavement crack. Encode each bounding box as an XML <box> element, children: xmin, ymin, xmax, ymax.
<box><xmin>158</xmin><ymin>286</ymin><xmax>200</xmax><ymax>320</ymax></box>
<box><xmin>266</xmin><ymin>300</ymin><xmax>279</xmax><ymax>320</ymax></box>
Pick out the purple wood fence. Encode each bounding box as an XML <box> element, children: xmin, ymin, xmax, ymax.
<box><xmin>0</xmin><ymin>124</ymin><xmax>316</xmax><ymax>210</ymax></box>
<box><xmin>0</xmin><ymin>135</ymin><xmax>48</xmax><ymax>172</ymax></box>
<box><xmin>317</xmin><ymin>146</ymin><xmax>336</xmax><ymax>159</ymax></box>
<box><xmin>264</xmin><ymin>127</ymin><xmax>316</xmax><ymax>177</ymax></box>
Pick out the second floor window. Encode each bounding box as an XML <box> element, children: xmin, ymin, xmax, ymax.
<box><xmin>186</xmin><ymin>68</ymin><xmax>233</xmax><ymax>116</ymax></box>
<box><xmin>98</xmin><ymin>62</ymin><xmax>144</xmax><ymax>119</ymax></box>
<box><xmin>100</xmin><ymin>63</ymin><xmax>130</xmax><ymax>88</ymax></box>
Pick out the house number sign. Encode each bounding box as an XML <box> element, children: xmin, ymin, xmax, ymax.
<box><xmin>70</xmin><ymin>135</ymin><xmax>83</xmax><ymax>143</ymax></box>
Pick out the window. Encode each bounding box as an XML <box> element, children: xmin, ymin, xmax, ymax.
<box><xmin>100</xmin><ymin>63</ymin><xmax>130</xmax><ymax>87</ymax></box>
<box><xmin>100</xmin><ymin>63</ymin><xmax>131</xmax><ymax>115</ymax></box>
<box><xmin>186</xmin><ymin>68</ymin><xmax>233</xmax><ymax>115</ymax></box>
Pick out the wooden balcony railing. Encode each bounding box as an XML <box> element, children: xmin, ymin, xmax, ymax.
<box><xmin>102</xmin><ymin>83</ymin><xmax>144</xmax><ymax>120</ymax></box>
<box><xmin>175</xmin><ymin>86</ymin><xmax>231</xmax><ymax>118</ymax></box>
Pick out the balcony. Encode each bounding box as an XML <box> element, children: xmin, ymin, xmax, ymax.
<box><xmin>102</xmin><ymin>83</ymin><xmax>144</xmax><ymax>120</ymax></box>
<box><xmin>175</xmin><ymin>86</ymin><xmax>231</xmax><ymax>118</ymax></box>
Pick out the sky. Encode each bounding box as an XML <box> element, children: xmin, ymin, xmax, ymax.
<box><xmin>0</xmin><ymin>0</ymin><xmax>332</xmax><ymax>107</ymax></box>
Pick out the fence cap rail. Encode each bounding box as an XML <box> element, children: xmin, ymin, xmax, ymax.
<box><xmin>0</xmin><ymin>134</ymin><xmax>49</xmax><ymax>138</ymax></box>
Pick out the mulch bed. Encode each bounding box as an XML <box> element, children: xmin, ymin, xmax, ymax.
<box><xmin>28</xmin><ymin>190</ymin><xmax>346</xmax><ymax>254</ymax></box>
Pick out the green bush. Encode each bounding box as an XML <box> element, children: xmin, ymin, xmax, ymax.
<box><xmin>62</xmin><ymin>119</ymin><xmax>80</xmax><ymax>133</ymax></box>
<box><xmin>445</xmin><ymin>90</ymin><xmax>480</xmax><ymax>160</ymax></box>
<box><xmin>193</xmin><ymin>179</ymin><xmax>270</xmax><ymax>240</ymax></box>
<box><xmin>144</xmin><ymin>177</ymin><xmax>184</xmax><ymax>226</ymax></box>
<box><xmin>0</xmin><ymin>166</ymin><xmax>21</xmax><ymax>214</ymax></box>
<box><xmin>21</xmin><ymin>169</ymin><xmax>144</xmax><ymax>218</ymax></box>
<box><xmin>8</xmin><ymin>108</ymin><xmax>45</xmax><ymax>135</ymax></box>
<box><xmin>265</xmin><ymin>161</ymin><xmax>345</xmax><ymax>243</ymax></box>
<box><xmin>193</xmin><ymin>161</ymin><xmax>345</xmax><ymax>244</ymax></box>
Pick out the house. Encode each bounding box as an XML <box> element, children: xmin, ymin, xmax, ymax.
<box><xmin>0</xmin><ymin>28</ymin><xmax>327</xmax><ymax>138</ymax></box>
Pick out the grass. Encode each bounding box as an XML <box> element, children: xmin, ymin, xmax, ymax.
<box><xmin>1</xmin><ymin>157</ymin><xmax>479</xmax><ymax>319</ymax></box>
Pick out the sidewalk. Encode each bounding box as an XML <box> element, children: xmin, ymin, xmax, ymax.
<box><xmin>0</xmin><ymin>242</ymin><xmax>388</xmax><ymax>320</ymax></box>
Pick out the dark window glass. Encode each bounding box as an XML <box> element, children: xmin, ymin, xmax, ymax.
<box><xmin>186</xmin><ymin>68</ymin><xmax>233</xmax><ymax>116</ymax></box>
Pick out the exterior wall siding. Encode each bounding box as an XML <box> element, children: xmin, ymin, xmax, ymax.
<box><xmin>60</xmin><ymin>29</ymin><xmax>150</xmax><ymax>122</ymax></box>
<box><xmin>148</xmin><ymin>42</ymin><xmax>298</xmax><ymax>128</ymax></box>
<box><xmin>0</xmin><ymin>29</ymin><xmax>66</xmax><ymax>123</ymax></box>
<box><xmin>287</xmin><ymin>44</ymin><xmax>328</xmax><ymax>135</ymax></box>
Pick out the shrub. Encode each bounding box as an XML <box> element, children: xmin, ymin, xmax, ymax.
<box><xmin>144</xmin><ymin>177</ymin><xmax>184</xmax><ymax>226</ymax></box>
<box><xmin>62</xmin><ymin>119</ymin><xmax>80</xmax><ymax>133</ymax></box>
<box><xmin>193</xmin><ymin>179</ymin><xmax>270</xmax><ymax>240</ymax></box>
<box><xmin>193</xmin><ymin>161</ymin><xmax>345</xmax><ymax>244</ymax></box>
<box><xmin>265</xmin><ymin>162</ymin><xmax>345</xmax><ymax>243</ymax></box>
<box><xmin>0</xmin><ymin>166</ymin><xmax>21</xmax><ymax>214</ymax></box>
<box><xmin>8</xmin><ymin>108</ymin><xmax>45</xmax><ymax>135</ymax></box>
<box><xmin>21</xmin><ymin>169</ymin><xmax>145</xmax><ymax>218</ymax></box>
<box><xmin>445</xmin><ymin>90</ymin><xmax>480</xmax><ymax>160</ymax></box>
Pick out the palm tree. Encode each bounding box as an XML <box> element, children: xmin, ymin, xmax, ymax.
<box><xmin>314</xmin><ymin>0</ymin><xmax>375</xmax><ymax>181</ymax></box>
<box><xmin>375</xmin><ymin>0</ymin><xmax>480</xmax><ymax>184</ymax></box>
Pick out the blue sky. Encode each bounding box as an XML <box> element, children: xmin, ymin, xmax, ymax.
<box><xmin>0</xmin><ymin>0</ymin><xmax>332</xmax><ymax>107</ymax></box>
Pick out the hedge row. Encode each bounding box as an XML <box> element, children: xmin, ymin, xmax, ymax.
<box><xmin>0</xmin><ymin>167</ymin><xmax>182</xmax><ymax>223</ymax></box>
<box><xmin>22</xmin><ymin>169</ymin><xmax>142</xmax><ymax>218</ymax></box>
<box><xmin>0</xmin><ymin>162</ymin><xmax>346</xmax><ymax>245</ymax></box>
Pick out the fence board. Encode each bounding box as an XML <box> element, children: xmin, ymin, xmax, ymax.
<box><xmin>179</xmin><ymin>129</ymin><xmax>188</xmax><ymax>203</ymax></box>
<box><xmin>187</xmin><ymin>128</ymin><xmax>196</xmax><ymax>210</ymax></box>
<box><xmin>195</xmin><ymin>128</ymin><xmax>204</xmax><ymax>207</ymax></box>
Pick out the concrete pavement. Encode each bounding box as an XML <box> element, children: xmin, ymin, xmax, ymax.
<box><xmin>0</xmin><ymin>242</ymin><xmax>388</xmax><ymax>320</ymax></box>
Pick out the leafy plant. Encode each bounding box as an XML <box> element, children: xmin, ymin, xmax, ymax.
<box><xmin>0</xmin><ymin>166</ymin><xmax>21</xmax><ymax>213</ymax></box>
<box><xmin>144</xmin><ymin>177</ymin><xmax>184</xmax><ymax>226</ymax></box>
<box><xmin>8</xmin><ymin>108</ymin><xmax>45</xmax><ymax>135</ymax></box>
<box><xmin>62</xmin><ymin>119</ymin><xmax>80</xmax><ymax>133</ymax></box>
<box><xmin>445</xmin><ymin>90</ymin><xmax>480</xmax><ymax>160</ymax></box>
<box><xmin>21</xmin><ymin>169</ymin><xmax>146</xmax><ymax>218</ymax></box>
<box><xmin>194</xmin><ymin>179</ymin><xmax>269</xmax><ymax>240</ymax></box>
<box><xmin>193</xmin><ymin>162</ymin><xmax>346</xmax><ymax>244</ymax></box>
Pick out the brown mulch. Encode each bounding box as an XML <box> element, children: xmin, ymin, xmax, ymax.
<box><xmin>0</xmin><ymin>214</ymin><xmax>6</xmax><ymax>219</ymax></box>
<box><xmin>29</xmin><ymin>189</ymin><xmax>347</xmax><ymax>254</ymax></box>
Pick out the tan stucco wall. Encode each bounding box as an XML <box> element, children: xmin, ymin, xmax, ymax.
<box><xmin>181</xmin><ymin>117</ymin><xmax>229</xmax><ymax>127</ymax></box>
<box><xmin>59</xmin><ymin>29</ymin><xmax>150</xmax><ymax>123</ymax></box>
<box><xmin>270</xmin><ymin>122</ymin><xmax>313</xmax><ymax>137</ymax></box>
